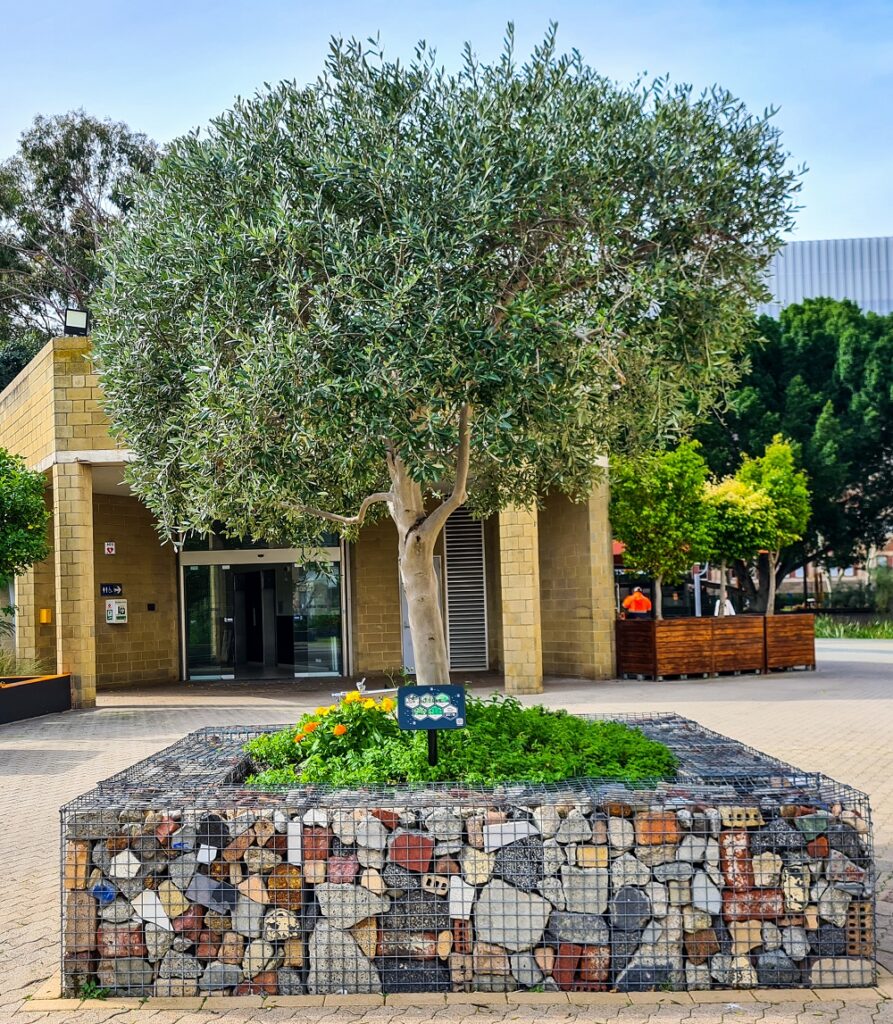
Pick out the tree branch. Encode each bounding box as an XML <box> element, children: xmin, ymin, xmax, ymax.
<box><xmin>287</xmin><ymin>491</ymin><xmax>393</xmax><ymax>527</ymax></box>
<box><xmin>420</xmin><ymin>403</ymin><xmax>472</xmax><ymax>538</ymax></box>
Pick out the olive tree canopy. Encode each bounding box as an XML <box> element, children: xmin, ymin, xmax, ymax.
<box><xmin>93</xmin><ymin>31</ymin><xmax>800</xmax><ymax>682</ymax></box>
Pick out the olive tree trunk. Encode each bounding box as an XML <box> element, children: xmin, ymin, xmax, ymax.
<box><xmin>718</xmin><ymin>559</ymin><xmax>727</xmax><ymax>615</ymax></box>
<box><xmin>653</xmin><ymin>575</ymin><xmax>663</xmax><ymax>620</ymax></box>
<box><xmin>766</xmin><ymin>551</ymin><xmax>779</xmax><ymax>616</ymax></box>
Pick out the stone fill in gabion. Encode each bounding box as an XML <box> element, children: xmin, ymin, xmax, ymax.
<box><xmin>60</xmin><ymin>714</ymin><xmax>876</xmax><ymax>996</ymax></box>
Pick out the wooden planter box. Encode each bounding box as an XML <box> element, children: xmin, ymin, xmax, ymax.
<box><xmin>765</xmin><ymin>613</ymin><xmax>816</xmax><ymax>671</ymax></box>
<box><xmin>616</xmin><ymin>615</ymin><xmax>800</xmax><ymax>679</ymax></box>
<box><xmin>0</xmin><ymin>674</ymin><xmax>72</xmax><ymax>725</ymax></box>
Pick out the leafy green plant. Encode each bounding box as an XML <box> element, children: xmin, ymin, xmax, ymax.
<box><xmin>814</xmin><ymin>617</ymin><xmax>893</xmax><ymax>640</ymax></box>
<box><xmin>245</xmin><ymin>692</ymin><xmax>677</xmax><ymax>787</ymax></box>
<box><xmin>0</xmin><ymin>649</ymin><xmax>48</xmax><ymax>676</ymax></box>
<box><xmin>76</xmin><ymin>979</ymin><xmax>109</xmax><ymax>1000</ymax></box>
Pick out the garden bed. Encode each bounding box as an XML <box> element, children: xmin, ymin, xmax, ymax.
<box><xmin>60</xmin><ymin>711</ymin><xmax>874</xmax><ymax>997</ymax></box>
<box><xmin>0</xmin><ymin>673</ymin><xmax>71</xmax><ymax>725</ymax></box>
<box><xmin>616</xmin><ymin>615</ymin><xmax>815</xmax><ymax>679</ymax></box>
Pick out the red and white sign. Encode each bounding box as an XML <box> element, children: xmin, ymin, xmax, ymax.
<box><xmin>104</xmin><ymin>541</ymin><xmax>116</xmax><ymax>555</ymax></box>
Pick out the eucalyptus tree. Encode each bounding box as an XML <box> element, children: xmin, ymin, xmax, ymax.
<box><xmin>93</xmin><ymin>31</ymin><xmax>799</xmax><ymax>683</ymax></box>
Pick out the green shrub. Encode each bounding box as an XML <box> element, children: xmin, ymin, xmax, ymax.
<box><xmin>245</xmin><ymin>692</ymin><xmax>677</xmax><ymax>788</ymax></box>
<box><xmin>814</xmin><ymin>616</ymin><xmax>893</xmax><ymax>640</ymax></box>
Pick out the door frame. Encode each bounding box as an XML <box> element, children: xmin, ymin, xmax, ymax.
<box><xmin>178</xmin><ymin>544</ymin><xmax>345</xmax><ymax>681</ymax></box>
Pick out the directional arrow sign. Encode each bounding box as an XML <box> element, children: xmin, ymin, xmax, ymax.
<box><xmin>100</xmin><ymin>584</ymin><xmax>123</xmax><ymax>596</ymax></box>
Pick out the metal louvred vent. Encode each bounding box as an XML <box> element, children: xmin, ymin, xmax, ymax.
<box><xmin>444</xmin><ymin>507</ymin><xmax>488</xmax><ymax>670</ymax></box>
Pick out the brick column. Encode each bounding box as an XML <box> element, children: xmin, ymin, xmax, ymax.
<box><xmin>52</xmin><ymin>462</ymin><xmax>96</xmax><ymax>707</ymax></box>
<box><xmin>498</xmin><ymin>504</ymin><xmax>543</xmax><ymax>694</ymax></box>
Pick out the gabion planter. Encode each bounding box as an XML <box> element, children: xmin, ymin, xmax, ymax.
<box><xmin>60</xmin><ymin>714</ymin><xmax>875</xmax><ymax>997</ymax></box>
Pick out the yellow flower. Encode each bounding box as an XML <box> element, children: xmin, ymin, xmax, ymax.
<box><xmin>363</xmin><ymin>698</ymin><xmax>376</xmax><ymax>709</ymax></box>
<box><xmin>379</xmin><ymin>697</ymin><xmax>395</xmax><ymax>713</ymax></box>
<box><xmin>343</xmin><ymin>691</ymin><xmax>362</xmax><ymax>704</ymax></box>
<box><xmin>316</xmin><ymin>706</ymin><xmax>330</xmax><ymax>717</ymax></box>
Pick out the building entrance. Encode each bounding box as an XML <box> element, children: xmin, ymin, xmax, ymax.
<box><xmin>180</xmin><ymin>549</ymin><xmax>344</xmax><ymax>680</ymax></box>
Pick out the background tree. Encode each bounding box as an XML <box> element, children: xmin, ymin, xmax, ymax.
<box><xmin>704</xmin><ymin>477</ymin><xmax>775</xmax><ymax>615</ymax></box>
<box><xmin>735</xmin><ymin>436</ymin><xmax>810</xmax><ymax>614</ymax></box>
<box><xmin>0</xmin><ymin>447</ymin><xmax>50</xmax><ymax>582</ymax></box>
<box><xmin>0</xmin><ymin>110</ymin><xmax>157</xmax><ymax>380</ymax></box>
<box><xmin>93</xmin><ymin>32</ymin><xmax>799</xmax><ymax>682</ymax></box>
<box><xmin>696</xmin><ymin>297</ymin><xmax>893</xmax><ymax>591</ymax></box>
<box><xmin>610</xmin><ymin>442</ymin><xmax>713</xmax><ymax>619</ymax></box>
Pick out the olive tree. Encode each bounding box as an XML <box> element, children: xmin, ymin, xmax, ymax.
<box><xmin>93</xmin><ymin>32</ymin><xmax>799</xmax><ymax>682</ymax></box>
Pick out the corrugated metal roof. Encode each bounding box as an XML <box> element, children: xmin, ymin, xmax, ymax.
<box><xmin>757</xmin><ymin>236</ymin><xmax>893</xmax><ymax>317</ymax></box>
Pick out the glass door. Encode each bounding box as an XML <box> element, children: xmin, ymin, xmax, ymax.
<box><xmin>292</xmin><ymin>564</ymin><xmax>343</xmax><ymax>675</ymax></box>
<box><xmin>183</xmin><ymin>564</ymin><xmax>235</xmax><ymax>679</ymax></box>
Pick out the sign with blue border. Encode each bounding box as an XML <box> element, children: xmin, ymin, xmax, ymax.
<box><xmin>100</xmin><ymin>583</ymin><xmax>123</xmax><ymax>596</ymax></box>
<box><xmin>397</xmin><ymin>685</ymin><xmax>466</xmax><ymax>730</ymax></box>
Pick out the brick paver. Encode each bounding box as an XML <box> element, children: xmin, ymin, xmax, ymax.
<box><xmin>1</xmin><ymin>638</ymin><xmax>891</xmax><ymax>1023</ymax></box>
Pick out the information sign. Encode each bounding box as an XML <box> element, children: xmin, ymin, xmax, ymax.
<box><xmin>397</xmin><ymin>685</ymin><xmax>466</xmax><ymax>730</ymax></box>
<box><xmin>100</xmin><ymin>583</ymin><xmax>123</xmax><ymax>596</ymax></box>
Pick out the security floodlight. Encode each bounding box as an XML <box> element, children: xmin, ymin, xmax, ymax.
<box><xmin>63</xmin><ymin>307</ymin><xmax>89</xmax><ymax>336</ymax></box>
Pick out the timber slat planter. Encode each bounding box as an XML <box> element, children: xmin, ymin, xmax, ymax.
<box><xmin>616</xmin><ymin>615</ymin><xmax>815</xmax><ymax>679</ymax></box>
<box><xmin>60</xmin><ymin>716</ymin><xmax>876</xmax><ymax>997</ymax></box>
<box><xmin>765</xmin><ymin>614</ymin><xmax>817</xmax><ymax>671</ymax></box>
<box><xmin>0</xmin><ymin>673</ymin><xmax>71</xmax><ymax>725</ymax></box>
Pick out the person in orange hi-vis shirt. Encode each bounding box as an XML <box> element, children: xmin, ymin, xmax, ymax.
<box><xmin>622</xmin><ymin>586</ymin><xmax>653</xmax><ymax>619</ymax></box>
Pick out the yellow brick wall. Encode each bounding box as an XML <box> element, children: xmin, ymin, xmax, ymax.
<box><xmin>538</xmin><ymin>484</ymin><xmax>615</xmax><ymax>679</ymax></box>
<box><xmin>349</xmin><ymin>518</ymin><xmax>403</xmax><ymax>674</ymax></box>
<box><xmin>51</xmin><ymin>339</ymin><xmax>115</xmax><ymax>451</ymax></box>
<box><xmin>484</xmin><ymin>515</ymin><xmax>503</xmax><ymax>672</ymax></box>
<box><xmin>0</xmin><ymin>341</ymin><xmax>57</xmax><ymax>466</ymax></box>
<box><xmin>498</xmin><ymin>505</ymin><xmax>543</xmax><ymax>694</ymax></box>
<box><xmin>92</xmin><ymin>494</ymin><xmax>179</xmax><ymax>686</ymax></box>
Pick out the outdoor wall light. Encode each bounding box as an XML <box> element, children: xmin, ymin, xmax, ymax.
<box><xmin>63</xmin><ymin>307</ymin><xmax>89</xmax><ymax>336</ymax></box>
<box><xmin>39</xmin><ymin>607</ymin><xmax>53</xmax><ymax>625</ymax></box>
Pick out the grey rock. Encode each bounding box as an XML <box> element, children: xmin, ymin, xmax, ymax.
<box><xmin>433</xmin><ymin>840</ymin><xmax>462</xmax><ymax>856</ymax></box>
<box><xmin>96</xmin><ymin>957</ymin><xmax>154</xmax><ymax>993</ymax></box>
<box><xmin>377</xmin><ymin>958</ymin><xmax>451</xmax><ymax>993</ymax></box>
<box><xmin>263</xmin><ymin>908</ymin><xmax>301</xmax><ymax>940</ymax></box>
<box><xmin>814</xmin><ymin>880</ymin><xmax>851</xmax><ymax>926</ymax></box>
<box><xmin>555</xmin><ymin>809</ymin><xmax>591</xmax><ymax>844</ymax></box>
<box><xmin>158</xmin><ymin>950</ymin><xmax>203</xmax><ymax>980</ymax></box>
<box><xmin>542</xmin><ymin>839</ymin><xmax>564</xmax><ymax>877</ymax></box>
<box><xmin>510</xmin><ymin>952</ymin><xmax>543</xmax><ymax>987</ymax></box>
<box><xmin>782</xmin><ymin>926</ymin><xmax>810</xmax><ymax>961</ymax></box>
<box><xmin>277</xmin><ymin>967</ymin><xmax>306</xmax><ymax>995</ymax></box>
<box><xmin>643</xmin><ymin>880</ymin><xmax>669</xmax><ymax>918</ymax></box>
<box><xmin>641</xmin><ymin>919</ymin><xmax>664</xmax><ymax>945</ymax></box>
<box><xmin>473</xmin><ymin>879</ymin><xmax>551</xmax><ymax>951</ymax></box>
<box><xmin>756</xmin><ymin>950</ymin><xmax>800</xmax><ymax>987</ymax></box>
<box><xmin>826</xmin><ymin>823</ymin><xmax>865</xmax><ymax>863</ymax></box>
<box><xmin>559</xmin><ymin>865</ymin><xmax>609</xmax><ymax>914</ymax></box>
<box><xmin>608</xmin><ymin>817</ymin><xmax>635</xmax><ymax>852</ymax></box>
<box><xmin>355</xmin><ymin>814</ymin><xmax>389</xmax><ymax>851</ymax></box>
<box><xmin>198</xmin><ymin>961</ymin><xmax>242</xmax><ymax>991</ymax></box>
<box><xmin>382</xmin><ymin>861</ymin><xmax>422</xmax><ymax>892</ymax></box>
<box><xmin>615</xmin><ymin>963</ymin><xmax>673</xmax><ymax>992</ymax></box>
<box><xmin>536</xmin><ymin>876</ymin><xmax>565</xmax><ymax>910</ymax></box>
<box><xmin>382</xmin><ymin>889</ymin><xmax>449</xmax><ymax>932</ymax></box>
<box><xmin>532</xmin><ymin>804</ymin><xmax>560</xmax><ymax>839</ymax></box>
<box><xmin>749</xmin><ymin>819</ymin><xmax>805</xmax><ymax>854</ymax></box>
<box><xmin>100</xmin><ymin>898</ymin><xmax>134</xmax><ymax>923</ymax></box>
<box><xmin>168</xmin><ymin>853</ymin><xmax>199</xmax><ymax>891</ymax></box>
<box><xmin>685</xmin><ymin>963</ymin><xmax>712</xmax><ymax>990</ymax></box>
<box><xmin>611</xmin><ymin>885</ymin><xmax>651</xmax><ymax>931</ymax></box>
<box><xmin>808</xmin><ymin>923</ymin><xmax>848</xmax><ymax>957</ymax></box>
<box><xmin>425</xmin><ymin>809</ymin><xmax>463</xmax><ymax>842</ymax></box>
<box><xmin>471</xmin><ymin>973</ymin><xmax>518</xmax><ymax>992</ymax></box>
<box><xmin>691</xmin><ymin>870</ymin><xmax>722</xmax><ymax>915</ymax></box>
<box><xmin>231</xmin><ymin>896</ymin><xmax>265</xmax><ymax>938</ymax></box>
<box><xmin>611</xmin><ymin>852</ymin><xmax>651</xmax><ymax>888</ymax></box>
<box><xmin>315</xmin><ymin>882</ymin><xmax>389</xmax><ymax>929</ymax></box>
<box><xmin>546</xmin><ymin>910</ymin><xmax>610</xmax><ymax>945</ymax></box>
<box><xmin>144</xmin><ymin>922</ymin><xmax>174</xmax><ymax>962</ymax></box>
<box><xmin>357</xmin><ymin>847</ymin><xmax>386</xmax><ymax>869</ymax></box>
<box><xmin>676</xmin><ymin>835</ymin><xmax>707</xmax><ymax>863</ymax></box>
<box><xmin>493</xmin><ymin>836</ymin><xmax>544</xmax><ymax>893</ymax></box>
<box><xmin>653</xmin><ymin>861</ymin><xmax>693</xmax><ymax>882</ymax></box>
<box><xmin>153</xmin><ymin>978</ymin><xmax>199</xmax><ymax>996</ymax></box>
<box><xmin>761</xmin><ymin>922</ymin><xmax>782</xmax><ymax>952</ymax></box>
<box><xmin>243</xmin><ymin>938</ymin><xmax>281</xmax><ymax>977</ymax></box>
<box><xmin>308</xmin><ymin>921</ymin><xmax>381</xmax><ymax>994</ymax></box>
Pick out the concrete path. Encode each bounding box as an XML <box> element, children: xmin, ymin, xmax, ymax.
<box><xmin>2</xmin><ymin>638</ymin><xmax>892</xmax><ymax>1023</ymax></box>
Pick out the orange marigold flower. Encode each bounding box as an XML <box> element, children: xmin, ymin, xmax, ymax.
<box><xmin>304</xmin><ymin>720</ymin><xmax>319</xmax><ymax>733</ymax></box>
<box><xmin>294</xmin><ymin>732</ymin><xmax>305</xmax><ymax>743</ymax></box>
<box><xmin>332</xmin><ymin>723</ymin><xmax>348</xmax><ymax>736</ymax></box>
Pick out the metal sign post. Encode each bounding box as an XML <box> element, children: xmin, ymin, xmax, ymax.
<box><xmin>396</xmin><ymin>684</ymin><xmax>466</xmax><ymax>767</ymax></box>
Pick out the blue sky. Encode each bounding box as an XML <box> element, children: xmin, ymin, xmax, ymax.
<box><xmin>2</xmin><ymin>0</ymin><xmax>891</xmax><ymax>240</ymax></box>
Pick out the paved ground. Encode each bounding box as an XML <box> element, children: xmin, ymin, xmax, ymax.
<box><xmin>2</xmin><ymin>638</ymin><xmax>892</xmax><ymax>1023</ymax></box>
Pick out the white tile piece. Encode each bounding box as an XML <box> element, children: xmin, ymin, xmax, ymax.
<box><xmin>196</xmin><ymin>843</ymin><xmax>217</xmax><ymax>864</ymax></box>
<box><xmin>287</xmin><ymin>820</ymin><xmax>303</xmax><ymax>865</ymax></box>
<box><xmin>131</xmin><ymin>890</ymin><xmax>173</xmax><ymax>931</ymax></box>
<box><xmin>482</xmin><ymin>819</ymin><xmax>539</xmax><ymax>853</ymax></box>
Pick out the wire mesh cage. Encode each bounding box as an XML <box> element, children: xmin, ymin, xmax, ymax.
<box><xmin>60</xmin><ymin>714</ymin><xmax>876</xmax><ymax>997</ymax></box>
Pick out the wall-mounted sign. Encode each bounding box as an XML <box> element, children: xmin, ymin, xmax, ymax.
<box><xmin>397</xmin><ymin>685</ymin><xmax>466</xmax><ymax>730</ymax></box>
<box><xmin>100</xmin><ymin>583</ymin><xmax>123</xmax><ymax>597</ymax></box>
<box><xmin>105</xmin><ymin>599</ymin><xmax>128</xmax><ymax>624</ymax></box>
<box><xmin>104</xmin><ymin>541</ymin><xmax>116</xmax><ymax>555</ymax></box>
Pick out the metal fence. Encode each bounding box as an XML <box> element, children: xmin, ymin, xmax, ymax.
<box><xmin>60</xmin><ymin>715</ymin><xmax>875</xmax><ymax>997</ymax></box>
